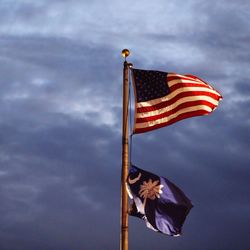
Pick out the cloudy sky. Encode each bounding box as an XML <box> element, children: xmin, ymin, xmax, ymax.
<box><xmin>0</xmin><ymin>0</ymin><xmax>250</xmax><ymax>249</ymax></box>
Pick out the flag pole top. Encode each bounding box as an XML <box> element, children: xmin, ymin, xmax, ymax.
<box><xmin>121</xmin><ymin>49</ymin><xmax>130</xmax><ymax>60</ymax></box>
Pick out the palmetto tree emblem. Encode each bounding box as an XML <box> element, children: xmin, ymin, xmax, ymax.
<box><xmin>139</xmin><ymin>179</ymin><xmax>164</xmax><ymax>211</ymax></box>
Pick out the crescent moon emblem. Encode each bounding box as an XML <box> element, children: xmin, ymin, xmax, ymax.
<box><xmin>128</xmin><ymin>172</ymin><xmax>142</xmax><ymax>185</ymax></box>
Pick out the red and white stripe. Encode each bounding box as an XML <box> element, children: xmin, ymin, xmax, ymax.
<box><xmin>133</xmin><ymin>73</ymin><xmax>222</xmax><ymax>134</ymax></box>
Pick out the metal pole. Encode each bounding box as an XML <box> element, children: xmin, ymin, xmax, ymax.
<box><xmin>120</xmin><ymin>49</ymin><xmax>130</xmax><ymax>250</ymax></box>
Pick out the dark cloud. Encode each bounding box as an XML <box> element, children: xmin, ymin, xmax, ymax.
<box><xmin>0</xmin><ymin>0</ymin><xmax>250</xmax><ymax>249</ymax></box>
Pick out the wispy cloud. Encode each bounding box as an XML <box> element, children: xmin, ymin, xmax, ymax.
<box><xmin>0</xmin><ymin>0</ymin><xmax>250</xmax><ymax>249</ymax></box>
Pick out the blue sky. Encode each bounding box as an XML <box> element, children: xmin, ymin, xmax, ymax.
<box><xmin>0</xmin><ymin>0</ymin><xmax>250</xmax><ymax>249</ymax></box>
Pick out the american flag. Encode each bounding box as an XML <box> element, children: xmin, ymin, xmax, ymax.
<box><xmin>131</xmin><ymin>68</ymin><xmax>222</xmax><ymax>134</ymax></box>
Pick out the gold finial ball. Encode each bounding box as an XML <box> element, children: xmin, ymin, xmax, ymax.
<box><xmin>121</xmin><ymin>49</ymin><xmax>130</xmax><ymax>58</ymax></box>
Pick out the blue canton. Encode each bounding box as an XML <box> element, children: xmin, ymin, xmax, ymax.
<box><xmin>132</xmin><ymin>69</ymin><xmax>169</xmax><ymax>102</ymax></box>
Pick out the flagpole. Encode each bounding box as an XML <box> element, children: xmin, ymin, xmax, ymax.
<box><xmin>120</xmin><ymin>49</ymin><xmax>131</xmax><ymax>250</ymax></box>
